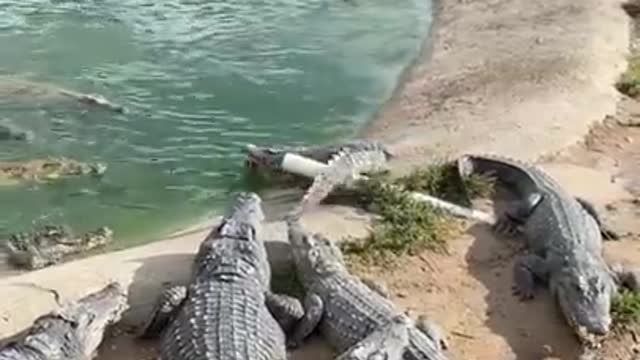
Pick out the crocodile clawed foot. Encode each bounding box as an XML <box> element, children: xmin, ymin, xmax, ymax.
<box><xmin>512</xmin><ymin>254</ymin><xmax>548</xmax><ymax>301</ymax></box>
<box><xmin>491</xmin><ymin>217</ymin><xmax>520</xmax><ymax>238</ymax></box>
<box><xmin>415</xmin><ymin>315</ymin><xmax>449</xmax><ymax>351</ymax></box>
<box><xmin>511</xmin><ymin>284</ymin><xmax>535</xmax><ymax>301</ymax></box>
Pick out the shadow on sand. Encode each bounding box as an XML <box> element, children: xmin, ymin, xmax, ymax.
<box><xmin>463</xmin><ymin>189</ymin><xmax>582</xmax><ymax>359</ymax></box>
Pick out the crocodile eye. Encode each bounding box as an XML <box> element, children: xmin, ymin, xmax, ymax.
<box><xmin>573</xmin><ymin>283</ymin><xmax>583</xmax><ymax>293</ymax></box>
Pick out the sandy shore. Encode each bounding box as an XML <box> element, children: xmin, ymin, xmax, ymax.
<box><xmin>0</xmin><ymin>0</ymin><xmax>635</xmax><ymax>357</ymax></box>
<box><xmin>366</xmin><ymin>0</ymin><xmax>629</xmax><ymax>172</ymax></box>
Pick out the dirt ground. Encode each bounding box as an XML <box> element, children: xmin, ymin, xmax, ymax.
<box><xmin>93</xmin><ymin>102</ymin><xmax>640</xmax><ymax>360</ymax></box>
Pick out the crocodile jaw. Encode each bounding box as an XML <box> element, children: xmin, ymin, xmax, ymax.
<box><xmin>217</xmin><ymin>192</ymin><xmax>265</xmax><ymax>241</ymax></box>
<box><xmin>70</xmin><ymin>282</ymin><xmax>128</xmax><ymax>356</ymax></box>
<box><xmin>287</xmin><ymin>219</ymin><xmax>345</xmax><ymax>281</ymax></box>
<box><xmin>552</xmin><ymin>265</ymin><xmax>615</xmax><ymax>341</ymax></box>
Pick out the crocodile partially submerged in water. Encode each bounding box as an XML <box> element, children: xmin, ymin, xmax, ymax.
<box><xmin>5</xmin><ymin>225</ymin><xmax>113</xmax><ymax>270</ymax></box>
<box><xmin>0</xmin><ymin>125</ymin><xmax>31</xmax><ymax>142</ymax></box>
<box><xmin>245</xmin><ymin>141</ymin><xmax>392</xmax><ymax>210</ymax></box>
<box><xmin>0</xmin><ymin>158</ymin><xmax>107</xmax><ymax>186</ymax></box>
<box><xmin>0</xmin><ymin>77</ymin><xmax>125</xmax><ymax>113</ymax></box>
<box><xmin>285</xmin><ymin>216</ymin><xmax>450</xmax><ymax>360</ymax></box>
<box><xmin>457</xmin><ymin>154</ymin><xmax>640</xmax><ymax>343</ymax></box>
<box><xmin>0</xmin><ymin>282</ymin><xmax>127</xmax><ymax>360</ymax></box>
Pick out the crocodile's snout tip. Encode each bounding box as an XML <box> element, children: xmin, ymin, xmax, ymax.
<box><xmin>589</xmin><ymin>322</ymin><xmax>609</xmax><ymax>336</ymax></box>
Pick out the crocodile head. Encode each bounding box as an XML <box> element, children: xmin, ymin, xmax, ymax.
<box><xmin>551</xmin><ymin>262</ymin><xmax>617</xmax><ymax>341</ymax></box>
<box><xmin>287</xmin><ymin>218</ymin><xmax>346</xmax><ymax>282</ymax></box>
<box><xmin>245</xmin><ymin>144</ymin><xmax>289</xmax><ymax>171</ymax></box>
<box><xmin>46</xmin><ymin>282</ymin><xmax>128</xmax><ymax>357</ymax></box>
<box><xmin>216</xmin><ymin>192</ymin><xmax>265</xmax><ymax>241</ymax></box>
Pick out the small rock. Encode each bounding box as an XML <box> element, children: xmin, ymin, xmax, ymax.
<box><xmin>605</xmin><ymin>203</ymin><xmax>617</xmax><ymax>211</ymax></box>
<box><xmin>626</xmin><ymin>136</ymin><xmax>634</xmax><ymax>143</ymax></box>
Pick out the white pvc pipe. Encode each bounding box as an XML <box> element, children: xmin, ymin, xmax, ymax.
<box><xmin>281</xmin><ymin>153</ymin><xmax>329</xmax><ymax>178</ymax></box>
<box><xmin>279</xmin><ymin>152</ymin><xmax>496</xmax><ymax>224</ymax></box>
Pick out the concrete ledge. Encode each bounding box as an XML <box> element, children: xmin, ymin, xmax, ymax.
<box><xmin>0</xmin><ymin>205</ymin><xmax>371</xmax><ymax>338</ymax></box>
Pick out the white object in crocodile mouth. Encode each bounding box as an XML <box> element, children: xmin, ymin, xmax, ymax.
<box><xmin>281</xmin><ymin>153</ymin><xmax>328</xmax><ymax>179</ymax></box>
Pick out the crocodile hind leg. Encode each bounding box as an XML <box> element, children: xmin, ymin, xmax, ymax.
<box><xmin>139</xmin><ymin>285</ymin><xmax>187</xmax><ymax>339</ymax></box>
<box><xmin>266</xmin><ymin>291</ymin><xmax>324</xmax><ymax>348</ymax></box>
<box><xmin>575</xmin><ymin>197</ymin><xmax>620</xmax><ymax>240</ymax></box>
<box><xmin>513</xmin><ymin>254</ymin><xmax>549</xmax><ymax>300</ymax></box>
<box><xmin>335</xmin><ymin>316</ymin><xmax>410</xmax><ymax>360</ymax></box>
<box><xmin>415</xmin><ymin>315</ymin><xmax>449</xmax><ymax>351</ymax></box>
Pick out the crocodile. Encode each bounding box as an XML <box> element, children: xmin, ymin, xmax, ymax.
<box><xmin>0</xmin><ymin>125</ymin><xmax>31</xmax><ymax>142</ymax></box>
<box><xmin>0</xmin><ymin>157</ymin><xmax>107</xmax><ymax>186</ymax></box>
<box><xmin>245</xmin><ymin>141</ymin><xmax>392</xmax><ymax>212</ymax></box>
<box><xmin>139</xmin><ymin>192</ymin><xmax>326</xmax><ymax>359</ymax></box>
<box><xmin>0</xmin><ymin>77</ymin><xmax>125</xmax><ymax>113</ymax></box>
<box><xmin>457</xmin><ymin>154</ymin><xmax>640</xmax><ymax>343</ymax></box>
<box><xmin>5</xmin><ymin>225</ymin><xmax>113</xmax><ymax>270</ymax></box>
<box><xmin>245</xmin><ymin>141</ymin><xmax>392</xmax><ymax>181</ymax></box>
<box><xmin>285</xmin><ymin>217</ymin><xmax>450</xmax><ymax>360</ymax></box>
<box><xmin>0</xmin><ymin>282</ymin><xmax>127</xmax><ymax>360</ymax></box>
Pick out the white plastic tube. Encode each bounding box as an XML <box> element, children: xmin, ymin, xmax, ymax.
<box><xmin>281</xmin><ymin>153</ymin><xmax>329</xmax><ymax>178</ymax></box>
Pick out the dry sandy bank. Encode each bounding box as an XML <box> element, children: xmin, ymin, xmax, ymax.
<box><xmin>366</xmin><ymin>0</ymin><xmax>629</xmax><ymax>172</ymax></box>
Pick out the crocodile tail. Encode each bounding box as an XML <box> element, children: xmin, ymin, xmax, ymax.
<box><xmin>299</xmin><ymin>145</ymin><xmax>388</xmax><ymax>211</ymax></box>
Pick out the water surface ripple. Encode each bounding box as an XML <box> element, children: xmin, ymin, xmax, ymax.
<box><xmin>0</xmin><ymin>0</ymin><xmax>432</xmax><ymax>246</ymax></box>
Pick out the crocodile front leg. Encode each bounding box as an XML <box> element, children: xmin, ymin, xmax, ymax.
<box><xmin>491</xmin><ymin>202</ymin><xmax>531</xmax><ymax>237</ymax></box>
<box><xmin>266</xmin><ymin>291</ymin><xmax>324</xmax><ymax>348</ymax></box>
<box><xmin>139</xmin><ymin>285</ymin><xmax>187</xmax><ymax>339</ymax></box>
<box><xmin>361</xmin><ymin>277</ymin><xmax>390</xmax><ymax>298</ymax></box>
<box><xmin>335</xmin><ymin>316</ymin><xmax>410</xmax><ymax>360</ymax></box>
<box><xmin>513</xmin><ymin>254</ymin><xmax>550</xmax><ymax>300</ymax></box>
<box><xmin>611</xmin><ymin>263</ymin><xmax>640</xmax><ymax>291</ymax></box>
<box><xmin>415</xmin><ymin>315</ymin><xmax>449</xmax><ymax>351</ymax></box>
<box><xmin>265</xmin><ymin>292</ymin><xmax>305</xmax><ymax>334</ymax></box>
<box><xmin>575</xmin><ymin>197</ymin><xmax>620</xmax><ymax>240</ymax></box>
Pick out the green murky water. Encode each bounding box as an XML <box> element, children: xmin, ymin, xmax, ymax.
<box><xmin>0</xmin><ymin>0</ymin><xmax>432</xmax><ymax>248</ymax></box>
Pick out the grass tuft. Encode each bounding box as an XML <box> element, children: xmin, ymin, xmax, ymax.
<box><xmin>341</xmin><ymin>161</ymin><xmax>494</xmax><ymax>264</ymax></box>
<box><xmin>612</xmin><ymin>289</ymin><xmax>640</xmax><ymax>326</ymax></box>
<box><xmin>616</xmin><ymin>55</ymin><xmax>640</xmax><ymax>98</ymax></box>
